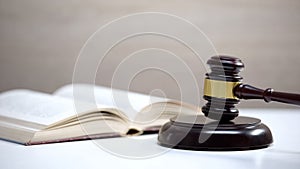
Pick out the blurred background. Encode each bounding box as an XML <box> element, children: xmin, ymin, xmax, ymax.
<box><xmin>0</xmin><ymin>0</ymin><xmax>299</xmax><ymax>108</ymax></box>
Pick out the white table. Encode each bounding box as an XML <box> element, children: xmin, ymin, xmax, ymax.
<box><xmin>1</xmin><ymin>109</ymin><xmax>300</xmax><ymax>169</ymax></box>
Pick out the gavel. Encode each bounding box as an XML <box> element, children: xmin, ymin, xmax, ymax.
<box><xmin>158</xmin><ymin>55</ymin><xmax>300</xmax><ymax>151</ymax></box>
<box><xmin>202</xmin><ymin>55</ymin><xmax>300</xmax><ymax>122</ymax></box>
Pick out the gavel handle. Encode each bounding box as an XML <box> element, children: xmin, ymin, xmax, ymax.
<box><xmin>234</xmin><ymin>84</ymin><xmax>300</xmax><ymax>106</ymax></box>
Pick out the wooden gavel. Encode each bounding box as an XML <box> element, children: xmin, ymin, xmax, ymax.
<box><xmin>202</xmin><ymin>55</ymin><xmax>300</xmax><ymax>122</ymax></box>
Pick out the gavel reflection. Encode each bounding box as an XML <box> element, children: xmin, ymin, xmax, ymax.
<box><xmin>202</xmin><ymin>56</ymin><xmax>300</xmax><ymax>122</ymax></box>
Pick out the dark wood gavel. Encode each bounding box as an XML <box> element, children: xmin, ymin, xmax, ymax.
<box><xmin>202</xmin><ymin>55</ymin><xmax>300</xmax><ymax>122</ymax></box>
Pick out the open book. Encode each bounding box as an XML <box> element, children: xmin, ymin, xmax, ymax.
<box><xmin>0</xmin><ymin>84</ymin><xmax>200</xmax><ymax>145</ymax></box>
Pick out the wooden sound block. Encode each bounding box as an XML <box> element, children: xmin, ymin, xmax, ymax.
<box><xmin>158</xmin><ymin>115</ymin><xmax>273</xmax><ymax>151</ymax></box>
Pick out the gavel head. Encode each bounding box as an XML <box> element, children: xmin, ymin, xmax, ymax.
<box><xmin>202</xmin><ymin>55</ymin><xmax>244</xmax><ymax>122</ymax></box>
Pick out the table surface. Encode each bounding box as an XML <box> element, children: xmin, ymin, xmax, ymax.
<box><xmin>1</xmin><ymin>109</ymin><xmax>300</xmax><ymax>169</ymax></box>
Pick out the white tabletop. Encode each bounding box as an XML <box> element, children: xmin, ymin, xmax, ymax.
<box><xmin>1</xmin><ymin>109</ymin><xmax>300</xmax><ymax>169</ymax></box>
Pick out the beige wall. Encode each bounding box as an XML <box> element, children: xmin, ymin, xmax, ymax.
<box><xmin>0</xmin><ymin>0</ymin><xmax>300</xmax><ymax>108</ymax></box>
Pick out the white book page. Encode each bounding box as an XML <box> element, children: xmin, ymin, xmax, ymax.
<box><xmin>0</xmin><ymin>90</ymin><xmax>83</xmax><ymax>125</ymax></box>
<box><xmin>54</xmin><ymin>84</ymin><xmax>167</xmax><ymax>120</ymax></box>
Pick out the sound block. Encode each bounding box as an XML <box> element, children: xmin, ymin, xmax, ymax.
<box><xmin>158</xmin><ymin>115</ymin><xmax>273</xmax><ymax>151</ymax></box>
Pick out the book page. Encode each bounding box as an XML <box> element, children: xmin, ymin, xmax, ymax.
<box><xmin>131</xmin><ymin>101</ymin><xmax>201</xmax><ymax>130</ymax></box>
<box><xmin>54</xmin><ymin>84</ymin><xmax>167</xmax><ymax>120</ymax></box>
<box><xmin>0</xmin><ymin>89</ymin><xmax>91</xmax><ymax>126</ymax></box>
